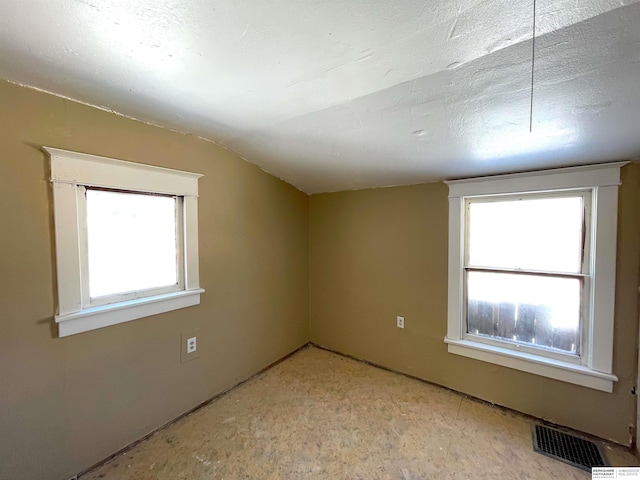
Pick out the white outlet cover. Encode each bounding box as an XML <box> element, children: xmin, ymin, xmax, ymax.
<box><xmin>187</xmin><ymin>336</ymin><xmax>197</xmax><ymax>353</ymax></box>
<box><xmin>397</xmin><ymin>316</ymin><xmax>405</xmax><ymax>329</ymax></box>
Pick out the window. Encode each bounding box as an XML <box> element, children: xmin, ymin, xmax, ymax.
<box><xmin>445</xmin><ymin>163</ymin><xmax>626</xmax><ymax>392</ymax></box>
<box><xmin>466</xmin><ymin>193</ymin><xmax>588</xmax><ymax>359</ymax></box>
<box><xmin>47</xmin><ymin>147</ymin><xmax>204</xmax><ymax>337</ymax></box>
<box><xmin>85</xmin><ymin>189</ymin><xmax>181</xmax><ymax>304</ymax></box>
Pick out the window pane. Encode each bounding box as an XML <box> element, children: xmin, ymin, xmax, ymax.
<box><xmin>467</xmin><ymin>271</ymin><xmax>580</xmax><ymax>354</ymax></box>
<box><xmin>468</xmin><ymin>196</ymin><xmax>584</xmax><ymax>273</ymax></box>
<box><xmin>86</xmin><ymin>190</ymin><xmax>178</xmax><ymax>298</ymax></box>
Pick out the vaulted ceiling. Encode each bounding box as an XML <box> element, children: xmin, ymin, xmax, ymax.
<box><xmin>1</xmin><ymin>0</ymin><xmax>639</xmax><ymax>193</ymax></box>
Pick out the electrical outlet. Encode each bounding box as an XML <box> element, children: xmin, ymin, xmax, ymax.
<box><xmin>181</xmin><ymin>329</ymin><xmax>201</xmax><ymax>363</ymax></box>
<box><xmin>187</xmin><ymin>336</ymin><xmax>197</xmax><ymax>354</ymax></box>
<box><xmin>397</xmin><ymin>316</ymin><xmax>405</xmax><ymax>329</ymax></box>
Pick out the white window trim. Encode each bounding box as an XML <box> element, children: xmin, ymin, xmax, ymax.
<box><xmin>445</xmin><ymin>162</ymin><xmax>627</xmax><ymax>392</ymax></box>
<box><xmin>46</xmin><ymin>147</ymin><xmax>204</xmax><ymax>337</ymax></box>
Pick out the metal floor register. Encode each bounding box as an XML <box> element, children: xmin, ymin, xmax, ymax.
<box><xmin>532</xmin><ymin>423</ymin><xmax>608</xmax><ymax>472</ymax></box>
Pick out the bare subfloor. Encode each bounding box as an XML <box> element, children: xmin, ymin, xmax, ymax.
<box><xmin>83</xmin><ymin>346</ymin><xmax>638</xmax><ymax>479</ymax></box>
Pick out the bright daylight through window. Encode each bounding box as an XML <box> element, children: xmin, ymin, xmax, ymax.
<box><xmin>47</xmin><ymin>147</ymin><xmax>203</xmax><ymax>337</ymax></box>
<box><xmin>466</xmin><ymin>194</ymin><xmax>586</xmax><ymax>357</ymax></box>
<box><xmin>86</xmin><ymin>189</ymin><xmax>180</xmax><ymax>303</ymax></box>
<box><xmin>445</xmin><ymin>163</ymin><xmax>625</xmax><ymax>392</ymax></box>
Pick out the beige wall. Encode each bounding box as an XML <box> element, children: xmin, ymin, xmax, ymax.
<box><xmin>0</xmin><ymin>80</ymin><xmax>309</xmax><ymax>480</ymax></box>
<box><xmin>310</xmin><ymin>165</ymin><xmax>640</xmax><ymax>445</ymax></box>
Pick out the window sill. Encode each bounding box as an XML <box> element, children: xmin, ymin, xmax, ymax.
<box><xmin>444</xmin><ymin>337</ymin><xmax>617</xmax><ymax>392</ymax></box>
<box><xmin>55</xmin><ymin>289</ymin><xmax>205</xmax><ymax>337</ymax></box>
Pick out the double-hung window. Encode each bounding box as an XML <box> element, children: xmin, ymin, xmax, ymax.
<box><xmin>47</xmin><ymin>148</ymin><xmax>204</xmax><ymax>337</ymax></box>
<box><xmin>445</xmin><ymin>163</ymin><xmax>625</xmax><ymax>392</ymax></box>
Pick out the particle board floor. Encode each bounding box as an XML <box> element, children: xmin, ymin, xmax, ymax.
<box><xmin>82</xmin><ymin>346</ymin><xmax>638</xmax><ymax>479</ymax></box>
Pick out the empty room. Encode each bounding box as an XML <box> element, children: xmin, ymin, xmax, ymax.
<box><xmin>1</xmin><ymin>1</ymin><xmax>640</xmax><ymax>479</ymax></box>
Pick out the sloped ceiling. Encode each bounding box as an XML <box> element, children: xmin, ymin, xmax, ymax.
<box><xmin>1</xmin><ymin>0</ymin><xmax>639</xmax><ymax>193</ymax></box>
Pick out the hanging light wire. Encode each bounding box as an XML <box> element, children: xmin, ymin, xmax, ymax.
<box><xmin>530</xmin><ymin>0</ymin><xmax>537</xmax><ymax>132</ymax></box>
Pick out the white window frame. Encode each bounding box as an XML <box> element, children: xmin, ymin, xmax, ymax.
<box><xmin>81</xmin><ymin>188</ymin><xmax>186</xmax><ymax>308</ymax></box>
<box><xmin>445</xmin><ymin>163</ymin><xmax>626</xmax><ymax>392</ymax></box>
<box><xmin>46</xmin><ymin>147</ymin><xmax>204</xmax><ymax>337</ymax></box>
<box><xmin>463</xmin><ymin>189</ymin><xmax>591</xmax><ymax>364</ymax></box>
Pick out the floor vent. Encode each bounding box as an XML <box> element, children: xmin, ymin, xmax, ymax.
<box><xmin>532</xmin><ymin>424</ymin><xmax>607</xmax><ymax>472</ymax></box>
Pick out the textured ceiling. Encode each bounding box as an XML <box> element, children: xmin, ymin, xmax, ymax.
<box><xmin>1</xmin><ymin>0</ymin><xmax>639</xmax><ymax>193</ymax></box>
